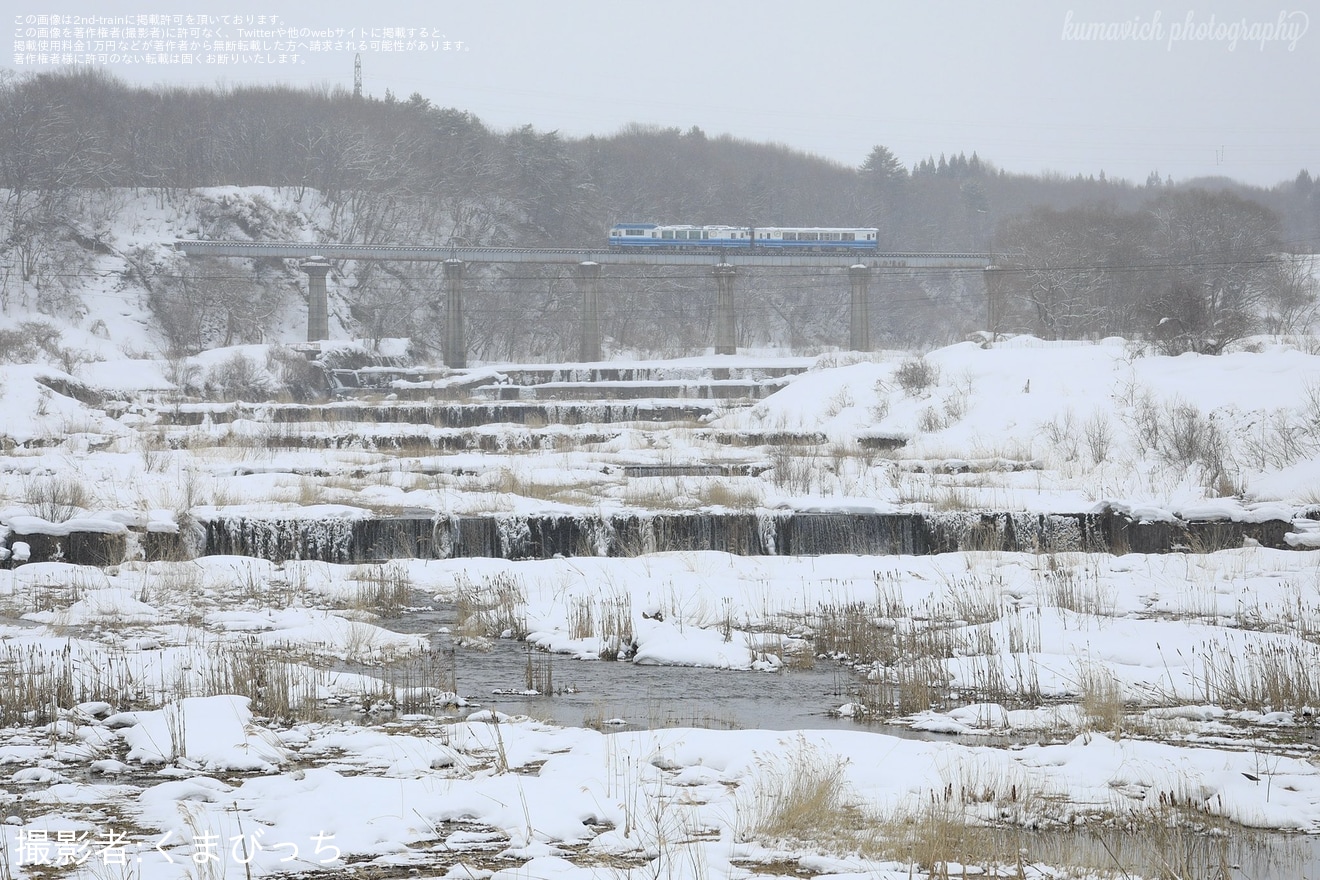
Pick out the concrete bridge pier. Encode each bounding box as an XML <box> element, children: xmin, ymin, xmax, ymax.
<box><xmin>301</xmin><ymin>257</ymin><xmax>331</xmax><ymax>342</ymax></box>
<box><xmin>983</xmin><ymin>267</ymin><xmax>1006</xmax><ymax>340</ymax></box>
<box><xmin>575</xmin><ymin>261</ymin><xmax>602</xmax><ymax>362</ymax></box>
<box><xmin>848</xmin><ymin>264</ymin><xmax>871</xmax><ymax>351</ymax></box>
<box><xmin>713</xmin><ymin>262</ymin><xmax>737</xmax><ymax>355</ymax></box>
<box><xmin>443</xmin><ymin>258</ymin><xmax>466</xmax><ymax>368</ymax></box>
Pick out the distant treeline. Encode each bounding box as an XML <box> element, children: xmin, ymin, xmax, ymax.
<box><xmin>1</xmin><ymin>68</ymin><xmax>1317</xmax><ymax>355</ymax></box>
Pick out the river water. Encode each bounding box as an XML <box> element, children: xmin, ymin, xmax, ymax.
<box><xmin>383</xmin><ymin>602</ymin><xmax>1320</xmax><ymax>879</ymax></box>
<box><xmin>389</xmin><ymin>604</ymin><xmax>870</xmax><ymax>732</ymax></box>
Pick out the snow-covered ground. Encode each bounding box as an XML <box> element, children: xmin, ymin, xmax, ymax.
<box><xmin>3</xmin><ymin>547</ymin><xmax>1320</xmax><ymax>879</ymax></box>
<box><xmin>3</xmin><ymin>336</ymin><xmax>1320</xmax><ymax>525</ymax></box>
<box><xmin>4</xmin><ymin>338</ymin><xmax>1320</xmax><ymax>877</ymax></box>
<box><xmin>3</xmin><ymin>187</ymin><xmax>1320</xmax><ymax>878</ymax></box>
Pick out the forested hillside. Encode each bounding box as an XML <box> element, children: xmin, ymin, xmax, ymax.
<box><xmin>1</xmin><ymin>68</ymin><xmax>1316</xmax><ymax>360</ymax></box>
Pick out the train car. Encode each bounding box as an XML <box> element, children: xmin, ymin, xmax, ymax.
<box><xmin>608</xmin><ymin>223</ymin><xmax>659</xmax><ymax>247</ymax></box>
<box><xmin>753</xmin><ymin>227</ymin><xmax>878</xmax><ymax>250</ymax></box>
<box><xmin>608</xmin><ymin>223</ymin><xmax>750</xmax><ymax>249</ymax></box>
<box><xmin>609</xmin><ymin>223</ymin><xmax>878</xmax><ymax>251</ymax></box>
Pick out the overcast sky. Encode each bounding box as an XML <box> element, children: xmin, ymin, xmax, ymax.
<box><xmin>13</xmin><ymin>0</ymin><xmax>1316</xmax><ymax>186</ymax></box>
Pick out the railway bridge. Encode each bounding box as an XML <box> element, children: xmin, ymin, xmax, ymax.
<box><xmin>175</xmin><ymin>241</ymin><xmax>993</xmax><ymax>367</ymax></box>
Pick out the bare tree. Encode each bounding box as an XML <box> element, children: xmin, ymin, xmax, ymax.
<box><xmin>1260</xmin><ymin>254</ymin><xmax>1319</xmax><ymax>335</ymax></box>
<box><xmin>996</xmin><ymin>206</ymin><xmax>1135</xmax><ymax>339</ymax></box>
<box><xmin>149</xmin><ymin>256</ymin><xmax>287</xmax><ymax>354</ymax></box>
<box><xmin>1142</xmin><ymin>189</ymin><xmax>1283</xmax><ymax>354</ymax></box>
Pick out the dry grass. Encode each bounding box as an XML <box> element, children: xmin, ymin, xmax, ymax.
<box><xmin>739</xmin><ymin>737</ymin><xmax>874</xmax><ymax>849</ymax></box>
<box><xmin>808</xmin><ymin>579</ymin><xmax>1058</xmax><ymax>716</ymax></box>
<box><xmin>939</xmin><ymin>573</ymin><xmax>1006</xmax><ymax>624</ymax></box>
<box><xmin>698</xmin><ymin>479</ymin><xmax>763</xmax><ymax>510</ymax></box>
<box><xmin>885</xmin><ymin>652</ymin><xmax>953</xmax><ymax>717</ymax></box>
<box><xmin>622</xmin><ymin>476</ymin><xmax>764</xmax><ymax>511</ymax></box>
<box><xmin>1038</xmin><ymin>555</ymin><xmax>1115</xmax><ymax>616</ymax></box>
<box><xmin>198</xmin><ymin>639</ymin><xmax>325</xmax><ymax>722</ymax></box>
<box><xmin>959</xmin><ymin>646</ymin><xmax>1044</xmax><ymax>710</ymax></box>
<box><xmin>740</xmin><ymin>741</ymin><xmax>1035</xmax><ymax>875</ymax></box>
<box><xmin>808</xmin><ymin>588</ymin><xmax>965</xmax><ymax>717</ymax></box>
<box><xmin>1077</xmin><ymin>661</ymin><xmax>1127</xmax><ymax>736</ymax></box>
<box><xmin>737</xmin><ymin>738</ymin><xmax>1251</xmax><ymax>879</ymax></box>
<box><xmin>349</xmin><ymin>561</ymin><xmax>413</xmax><ymax>614</ymax></box>
<box><xmin>0</xmin><ymin>643</ymin><xmax>84</xmax><ymax>726</ymax></box>
<box><xmin>880</xmin><ymin>803</ymin><xmax>1027</xmax><ymax>877</ymax></box>
<box><xmin>21</xmin><ymin>473</ymin><xmax>91</xmax><ymax>521</ymax></box>
<box><xmin>567</xmin><ymin>592</ymin><xmax>634</xmax><ymax>660</ymax></box>
<box><xmin>765</xmin><ymin>444</ymin><xmax>823</xmax><ymax>495</ymax></box>
<box><xmin>0</xmin><ymin>568</ymin><xmax>100</xmax><ymax>616</ymax></box>
<box><xmin>895</xmin><ymin>355</ymin><xmax>940</xmax><ymax>396</ymax></box>
<box><xmin>133</xmin><ymin>560</ymin><xmax>207</xmax><ymax>610</ymax></box>
<box><xmin>454</xmin><ymin>571</ymin><xmax>528</xmax><ymax>640</ymax></box>
<box><xmin>524</xmin><ymin>649</ymin><xmax>553</xmax><ymax>694</ymax></box>
<box><xmin>374</xmin><ymin>651</ymin><xmax>458</xmax><ymax>713</ymax></box>
<box><xmin>568</xmin><ymin>594</ymin><xmax>595</xmax><ymax>640</ymax></box>
<box><xmin>1196</xmin><ymin>640</ymin><xmax>1320</xmax><ymax>712</ymax></box>
<box><xmin>808</xmin><ymin>601</ymin><xmax>899</xmax><ymax>664</ymax></box>
<box><xmin>930</xmin><ymin>484</ymin><xmax>978</xmax><ymax>510</ymax></box>
<box><xmin>493</xmin><ymin>467</ymin><xmax>574</xmax><ymax>502</ymax></box>
<box><xmin>0</xmin><ymin>638</ymin><xmax>330</xmax><ymax>726</ymax></box>
<box><xmin>294</xmin><ymin>476</ymin><xmax>334</xmax><ymax>506</ymax></box>
<box><xmin>918</xmin><ymin>405</ymin><xmax>950</xmax><ymax>433</ymax></box>
<box><xmin>735</xmin><ymin>736</ymin><xmax>1263</xmax><ymax>880</ymax></box>
<box><xmin>872</xmin><ymin>802</ymin><xmax>1248</xmax><ymax>880</ymax></box>
<box><xmin>1089</xmin><ymin>802</ymin><xmax>1237</xmax><ymax>880</ymax></box>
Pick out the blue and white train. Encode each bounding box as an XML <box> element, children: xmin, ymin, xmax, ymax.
<box><xmin>608</xmin><ymin>223</ymin><xmax>880</xmax><ymax>251</ymax></box>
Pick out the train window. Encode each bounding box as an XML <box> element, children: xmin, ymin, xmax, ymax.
<box><xmin>662</xmin><ymin>230</ymin><xmax>673</xmax><ymax>239</ymax></box>
<box><xmin>702</xmin><ymin>231</ymin><xmax>709</xmax><ymax>239</ymax></box>
<box><xmin>801</xmin><ymin>232</ymin><xmax>817</xmax><ymax>241</ymax></box>
<box><xmin>784</xmin><ymin>232</ymin><xmax>797</xmax><ymax>241</ymax></box>
<box><xmin>627</xmin><ymin>229</ymin><xmax>645</xmax><ymax>236</ymax></box>
<box><xmin>842</xmin><ymin>233</ymin><xmax>855</xmax><ymax>241</ymax></box>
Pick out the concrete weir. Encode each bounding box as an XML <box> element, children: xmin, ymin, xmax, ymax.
<box><xmin>0</xmin><ymin>511</ymin><xmax>1299</xmax><ymax>567</ymax></box>
<box><xmin>194</xmin><ymin>510</ymin><xmax>1298</xmax><ymax>564</ymax></box>
<box><xmin>156</xmin><ymin>400</ymin><xmax>715</xmax><ymax>427</ymax></box>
